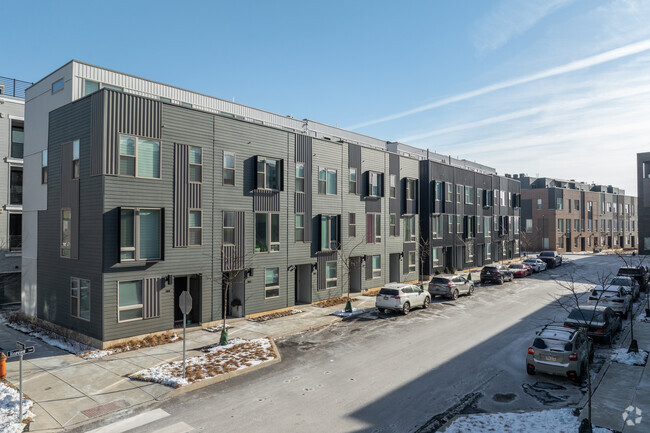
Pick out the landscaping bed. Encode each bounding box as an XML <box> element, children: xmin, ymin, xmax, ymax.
<box><xmin>313</xmin><ymin>297</ymin><xmax>358</xmax><ymax>308</ymax></box>
<box><xmin>247</xmin><ymin>309</ymin><xmax>302</xmax><ymax>322</ymax></box>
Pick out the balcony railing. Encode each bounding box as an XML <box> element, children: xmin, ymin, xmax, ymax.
<box><xmin>0</xmin><ymin>76</ymin><xmax>33</xmax><ymax>99</ymax></box>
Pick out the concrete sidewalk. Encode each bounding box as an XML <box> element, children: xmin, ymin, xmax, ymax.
<box><xmin>2</xmin><ymin>296</ymin><xmax>376</xmax><ymax>432</ymax></box>
<box><xmin>580</xmin><ymin>301</ymin><xmax>650</xmax><ymax>432</ymax></box>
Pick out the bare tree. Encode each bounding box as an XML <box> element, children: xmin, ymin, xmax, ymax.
<box><xmin>217</xmin><ymin>248</ymin><xmax>255</xmax><ymax>345</ymax></box>
<box><xmin>519</xmin><ymin>226</ymin><xmax>543</xmax><ymax>256</ymax></box>
<box><xmin>339</xmin><ymin>238</ymin><xmax>366</xmax><ymax>312</ymax></box>
<box><xmin>417</xmin><ymin>234</ymin><xmax>431</xmax><ymax>285</ymax></box>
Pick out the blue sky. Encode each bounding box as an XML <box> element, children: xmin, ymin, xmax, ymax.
<box><xmin>4</xmin><ymin>0</ymin><xmax>650</xmax><ymax>194</ymax></box>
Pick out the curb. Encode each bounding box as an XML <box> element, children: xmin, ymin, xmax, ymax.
<box><xmin>163</xmin><ymin>338</ymin><xmax>282</xmax><ymax>398</ymax></box>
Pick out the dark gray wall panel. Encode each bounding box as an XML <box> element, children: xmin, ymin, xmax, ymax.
<box><xmin>348</xmin><ymin>143</ymin><xmax>361</xmax><ymax>194</ymax></box>
<box><xmin>295</xmin><ymin>134</ymin><xmax>312</xmax><ymax>241</ymax></box>
<box><xmin>90</xmin><ymin>92</ymin><xmax>105</xmax><ymax>176</ymax></box>
<box><xmin>317</xmin><ymin>251</ymin><xmax>337</xmax><ymax>290</ymax></box>
<box><xmin>173</xmin><ymin>143</ymin><xmax>203</xmax><ymax>248</ymax></box>
<box><xmin>60</xmin><ymin>142</ymin><xmax>80</xmax><ymax>259</ymax></box>
<box><xmin>253</xmin><ymin>190</ymin><xmax>280</xmax><ymax>212</ymax></box>
<box><xmin>403</xmin><ymin>242</ymin><xmax>415</xmax><ymax>274</ymax></box>
<box><xmin>222</xmin><ymin>211</ymin><xmax>245</xmax><ymax>271</ymax></box>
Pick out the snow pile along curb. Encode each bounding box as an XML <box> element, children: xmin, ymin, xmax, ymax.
<box><xmin>441</xmin><ymin>408</ymin><xmax>612</xmax><ymax>433</ymax></box>
<box><xmin>0</xmin><ymin>382</ymin><xmax>34</xmax><ymax>433</ymax></box>
<box><xmin>129</xmin><ymin>337</ymin><xmax>277</xmax><ymax>388</ymax></box>
<box><xmin>610</xmin><ymin>348</ymin><xmax>648</xmax><ymax>366</ymax></box>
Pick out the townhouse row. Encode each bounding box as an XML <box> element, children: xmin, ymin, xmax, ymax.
<box><xmin>23</xmin><ymin>61</ymin><xmax>520</xmax><ymax>347</ymax></box>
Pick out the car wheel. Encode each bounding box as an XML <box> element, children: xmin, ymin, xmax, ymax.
<box><xmin>468</xmin><ymin>284</ymin><xmax>475</xmax><ymax>296</ymax></box>
<box><xmin>526</xmin><ymin>365</ymin><xmax>535</xmax><ymax>375</ymax></box>
<box><xmin>402</xmin><ymin>302</ymin><xmax>410</xmax><ymax>315</ymax></box>
<box><xmin>377</xmin><ymin>308</ymin><xmax>385</xmax><ymax>313</ymax></box>
<box><xmin>423</xmin><ymin>297</ymin><xmax>430</xmax><ymax>309</ymax></box>
<box><xmin>498</xmin><ymin>276</ymin><xmax>504</xmax><ymax>285</ymax></box>
<box><xmin>451</xmin><ymin>290</ymin><xmax>459</xmax><ymax>300</ymax></box>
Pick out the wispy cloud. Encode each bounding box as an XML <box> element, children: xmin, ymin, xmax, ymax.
<box><xmin>472</xmin><ymin>0</ymin><xmax>575</xmax><ymax>53</ymax></box>
<box><xmin>345</xmin><ymin>38</ymin><xmax>650</xmax><ymax>130</ymax></box>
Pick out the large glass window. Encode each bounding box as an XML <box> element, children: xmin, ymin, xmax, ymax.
<box><xmin>326</xmin><ymin>262</ymin><xmax>337</xmax><ymax>289</ymax></box>
<box><xmin>372</xmin><ymin>255</ymin><xmax>381</xmax><ymax>278</ymax></box>
<box><xmin>369</xmin><ymin>172</ymin><xmax>381</xmax><ymax>197</ymax></box>
<box><xmin>257</xmin><ymin>156</ymin><xmax>279</xmax><ymax>190</ymax></box>
<box><xmin>349</xmin><ymin>168</ymin><xmax>357</xmax><ymax>194</ymax></box>
<box><xmin>318</xmin><ymin>168</ymin><xmax>337</xmax><ymax>195</ymax></box>
<box><xmin>349</xmin><ymin>213</ymin><xmax>356</xmax><ymax>237</ymax></box>
<box><xmin>408</xmin><ymin>251</ymin><xmax>416</xmax><ymax>273</ymax></box>
<box><xmin>119</xmin><ymin>135</ymin><xmax>161</xmax><ymax>178</ymax></box>
<box><xmin>320</xmin><ymin>215</ymin><xmax>339</xmax><ymax>250</ymax></box>
<box><xmin>72</xmin><ymin>139</ymin><xmax>80</xmax><ymax>179</ymax></box>
<box><xmin>120</xmin><ymin>208</ymin><xmax>161</xmax><ymax>261</ymax></box>
<box><xmin>70</xmin><ymin>278</ymin><xmax>90</xmax><ymax>321</ymax></box>
<box><xmin>223</xmin><ymin>211</ymin><xmax>235</xmax><ymax>245</ymax></box>
<box><xmin>432</xmin><ymin>215</ymin><xmax>442</xmax><ymax>239</ymax></box>
<box><xmin>390</xmin><ymin>175</ymin><xmax>397</xmax><ymax>198</ymax></box>
<box><xmin>465</xmin><ymin>186</ymin><xmax>473</xmax><ymax>204</ymax></box>
<box><xmin>10</xmin><ymin>122</ymin><xmax>24</xmax><ymax>159</ymax></box>
<box><xmin>406</xmin><ymin>179</ymin><xmax>417</xmax><ymax>201</ymax></box>
<box><xmin>118</xmin><ymin>280</ymin><xmax>143</xmax><ymax>322</ymax></box>
<box><xmin>432</xmin><ymin>247</ymin><xmax>441</xmax><ymax>265</ymax></box>
<box><xmin>223</xmin><ymin>151</ymin><xmax>235</xmax><ymax>185</ymax></box>
<box><xmin>61</xmin><ymin>208</ymin><xmax>71</xmax><ymax>258</ymax></box>
<box><xmin>9</xmin><ymin>167</ymin><xmax>22</xmax><ymax>205</ymax></box>
<box><xmin>255</xmin><ymin>213</ymin><xmax>280</xmax><ymax>253</ymax></box>
<box><xmin>296</xmin><ymin>163</ymin><xmax>305</xmax><ymax>193</ymax></box>
<box><xmin>265</xmin><ymin>268</ymin><xmax>280</xmax><ymax>298</ymax></box>
<box><xmin>296</xmin><ymin>214</ymin><xmax>304</xmax><ymax>242</ymax></box>
<box><xmin>189</xmin><ymin>146</ymin><xmax>202</xmax><ymax>183</ymax></box>
<box><xmin>189</xmin><ymin>210</ymin><xmax>202</xmax><ymax>246</ymax></box>
<box><xmin>404</xmin><ymin>215</ymin><xmax>416</xmax><ymax>242</ymax></box>
<box><xmin>435</xmin><ymin>182</ymin><xmax>442</xmax><ymax>201</ymax></box>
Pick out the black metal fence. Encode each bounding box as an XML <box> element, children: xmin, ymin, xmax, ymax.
<box><xmin>0</xmin><ymin>76</ymin><xmax>33</xmax><ymax>99</ymax></box>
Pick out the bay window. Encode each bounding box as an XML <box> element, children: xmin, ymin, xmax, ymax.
<box><xmin>320</xmin><ymin>215</ymin><xmax>339</xmax><ymax>251</ymax></box>
<box><xmin>256</xmin><ymin>156</ymin><xmax>280</xmax><ymax>190</ymax></box>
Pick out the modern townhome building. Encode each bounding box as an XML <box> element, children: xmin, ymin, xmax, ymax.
<box><xmin>23</xmin><ymin>61</ymin><xmax>520</xmax><ymax>346</ymax></box>
<box><xmin>637</xmin><ymin>153</ymin><xmax>650</xmax><ymax>254</ymax></box>
<box><xmin>0</xmin><ymin>76</ymin><xmax>30</xmax><ymax>305</ymax></box>
<box><xmin>519</xmin><ymin>174</ymin><xmax>637</xmax><ymax>253</ymax></box>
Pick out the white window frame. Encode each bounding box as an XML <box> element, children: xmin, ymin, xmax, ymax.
<box><xmin>390</xmin><ymin>174</ymin><xmax>397</xmax><ymax>198</ymax></box>
<box><xmin>349</xmin><ymin>213</ymin><xmax>356</xmax><ymax>238</ymax></box>
<box><xmin>119</xmin><ymin>207</ymin><xmax>162</xmax><ymax>261</ymax></box>
<box><xmin>446</xmin><ymin>183</ymin><xmax>453</xmax><ymax>202</ymax></box>
<box><xmin>371</xmin><ymin>255</ymin><xmax>381</xmax><ymax>278</ymax></box>
<box><xmin>406</xmin><ymin>178</ymin><xmax>417</xmax><ymax>201</ymax></box>
<box><xmin>223</xmin><ymin>211</ymin><xmax>235</xmax><ymax>245</ymax></box>
<box><xmin>118</xmin><ymin>134</ymin><xmax>162</xmax><ymax>179</ymax></box>
<box><xmin>465</xmin><ymin>186</ymin><xmax>473</xmax><ymax>204</ymax></box>
<box><xmin>117</xmin><ymin>280</ymin><xmax>143</xmax><ymax>323</ymax></box>
<box><xmin>349</xmin><ymin>167</ymin><xmax>357</xmax><ymax>194</ymax></box>
<box><xmin>296</xmin><ymin>163</ymin><xmax>305</xmax><ymax>193</ymax></box>
<box><xmin>189</xmin><ymin>146</ymin><xmax>202</xmax><ymax>183</ymax></box>
<box><xmin>404</xmin><ymin>215</ymin><xmax>416</xmax><ymax>242</ymax></box>
<box><xmin>369</xmin><ymin>171</ymin><xmax>381</xmax><ymax>197</ymax></box>
<box><xmin>408</xmin><ymin>251</ymin><xmax>416</xmax><ymax>273</ymax></box>
<box><xmin>432</xmin><ymin>247</ymin><xmax>441</xmax><ymax>265</ymax></box>
<box><xmin>448</xmin><ymin>214</ymin><xmax>453</xmax><ymax>234</ymax></box>
<box><xmin>296</xmin><ymin>213</ymin><xmax>305</xmax><ymax>242</ymax></box>
<box><xmin>390</xmin><ymin>214</ymin><xmax>397</xmax><ymax>237</ymax></box>
<box><xmin>435</xmin><ymin>181</ymin><xmax>442</xmax><ymax>201</ymax></box>
<box><xmin>325</xmin><ymin>261</ymin><xmax>338</xmax><ymax>289</ymax></box>
<box><xmin>189</xmin><ymin>209</ymin><xmax>202</xmax><ymax>246</ymax></box>
<box><xmin>223</xmin><ymin>151</ymin><xmax>235</xmax><ymax>186</ymax></box>
<box><xmin>70</xmin><ymin>277</ymin><xmax>91</xmax><ymax>321</ymax></box>
<box><xmin>432</xmin><ymin>214</ymin><xmax>442</xmax><ymax>239</ymax></box>
<box><xmin>264</xmin><ymin>268</ymin><xmax>280</xmax><ymax>299</ymax></box>
<box><xmin>318</xmin><ymin>167</ymin><xmax>337</xmax><ymax>195</ymax></box>
<box><xmin>456</xmin><ymin>184</ymin><xmax>463</xmax><ymax>203</ymax></box>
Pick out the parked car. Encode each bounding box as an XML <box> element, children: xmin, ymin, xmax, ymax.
<box><xmin>508</xmin><ymin>263</ymin><xmax>531</xmax><ymax>278</ymax></box>
<box><xmin>608</xmin><ymin>276</ymin><xmax>640</xmax><ymax>300</ymax></box>
<box><xmin>563</xmin><ymin>305</ymin><xmax>622</xmax><ymax>345</ymax></box>
<box><xmin>376</xmin><ymin>283</ymin><xmax>430</xmax><ymax>315</ymax></box>
<box><xmin>428</xmin><ymin>275</ymin><xmax>475</xmax><ymax>300</ymax></box>
<box><xmin>480</xmin><ymin>265</ymin><xmax>513</xmax><ymax>285</ymax></box>
<box><xmin>526</xmin><ymin>325</ymin><xmax>593</xmax><ymax>382</ymax></box>
<box><xmin>538</xmin><ymin>250</ymin><xmax>562</xmax><ymax>268</ymax></box>
<box><xmin>587</xmin><ymin>285</ymin><xmax>632</xmax><ymax>318</ymax></box>
<box><xmin>523</xmin><ymin>258</ymin><xmax>547</xmax><ymax>272</ymax></box>
<box><xmin>617</xmin><ymin>265</ymin><xmax>648</xmax><ymax>292</ymax></box>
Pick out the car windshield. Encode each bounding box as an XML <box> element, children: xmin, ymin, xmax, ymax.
<box><xmin>379</xmin><ymin>288</ymin><xmax>399</xmax><ymax>296</ymax></box>
<box><xmin>610</xmin><ymin>277</ymin><xmax>633</xmax><ymax>286</ymax></box>
<box><xmin>539</xmin><ymin>252</ymin><xmax>554</xmax><ymax>257</ymax></box>
<box><xmin>568</xmin><ymin>308</ymin><xmax>604</xmax><ymax>323</ymax></box>
<box><xmin>431</xmin><ymin>278</ymin><xmax>451</xmax><ymax>284</ymax></box>
<box><xmin>539</xmin><ymin>328</ymin><xmax>573</xmax><ymax>341</ymax></box>
<box><xmin>483</xmin><ymin>266</ymin><xmax>498</xmax><ymax>271</ymax></box>
<box><xmin>523</xmin><ymin>259</ymin><xmax>537</xmax><ymax>263</ymax></box>
<box><xmin>618</xmin><ymin>268</ymin><xmax>640</xmax><ymax>276</ymax></box>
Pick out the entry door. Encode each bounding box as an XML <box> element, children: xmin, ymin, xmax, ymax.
<box><xmin>350</xmin><ymin>257</ymin><xmax>362</xmax><ymax>293</ymax></box>
<box><xmin>295</xmin><ymin>264</ymin><xmax>312</xmax><ymax>304</ymax></box>
<box><xmin>389</xmin><ymin>253</ymin><xmax>400</xmax><ymax>283</ymax></box>
<box><xmin>581</xmin><ymin>238</ymin><xmax>586</xmax><ymax>251</ymax></box>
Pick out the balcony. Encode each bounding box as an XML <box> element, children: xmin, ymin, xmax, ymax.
<box><xmin>0</xmin><ymin>76</ymin><xmax>33</xmax><ymax>99</ymax></box>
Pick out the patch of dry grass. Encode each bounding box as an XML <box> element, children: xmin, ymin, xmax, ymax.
<box><xmin>313</xmin><ymin>296</ymin><xmax>358</xmax><ymax>308</ymax></box>
<box><xmin>247</xmin><ymin>309</ymin><xmax>302</xmax><ymax>322</ymax></box>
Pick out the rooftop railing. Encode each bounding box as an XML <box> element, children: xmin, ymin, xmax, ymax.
<box><xmin>0</xmin><ymin>76</ymin><xmax>33</xmax><ymax>99</ymax></box>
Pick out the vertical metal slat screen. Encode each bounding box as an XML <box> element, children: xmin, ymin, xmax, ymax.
<box><xmin>174</xmin><ymin>143</ymin><xmax>189</xmax><ymax>247</ymax></box>
<box><xmin>143</xmin><ymin>277</ymin><xmax>161</xmax><ymax>319</ymax></box>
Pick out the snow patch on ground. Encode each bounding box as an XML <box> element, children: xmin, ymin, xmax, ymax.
<box><xmin>5</xmin><ymin>322</ymin><xmax>93</xmax><ymax>355</ymax></box>
<box><xmin>0</xmin><ymin>382</ymin><xmax>34</xmax><ymax>433</ymax></box>
<box><xmin>129</xmin><ymin>337</ymin><xmax>276</xmax><ymax>388</ymax></box>
<box><xmin>332</xmin><ymin>308</ymin><xmax>367</xmax><ymax>317</ymax></box>
<box><xmin>610</xmin><ymin>348</ymin><xmax>648</xmax><ymax>366</ymax></box>
<box><xmin>203</xmin><ymin>324</ymin><xmax>232</xmax><ymax>333</ymax></box>
<box><xmin>443</xmin><ymin>409</ymin><xmax>612</xmax><ymax>433</ymax></box>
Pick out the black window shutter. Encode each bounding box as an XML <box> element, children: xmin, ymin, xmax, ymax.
<box><xmin>160</xmin><ymin>208</ymin><xmax>165</xmax><ymax>260</ymax></box>
<box><xmin>117</xmin><ymin>207</ymin><xmax>122</xmax><ymax>262</ymax></box>
<box><xmin>380</xmin><ymin>173</ymin><xmax>385</xmax><ymax>197</ymax></box>
<box><xmin>254</xmin><ymin>155</ymin><xmax>259</xmax><ymax>189</ymax></box>
<box><xmin>415</xmin><ymin>180</ymin><xmax>419</xmax><ymax>214</ymax></box>
<box><xmin>279</xmin><ymin>159</ymin><xmax>284</xmax><ymax>191</ymax></box>
<box><xmin>401</xmin><ymin>178</ymin><xmax>407</xmax><ymax>214</ymax></box>
<box><xmin>364</xmin><ymin>171</ymin><xmax>370</xmax><ymax>197</ymax></box>
<box><xmin>318</xmin><ymin>214</ymin><xmax>323</xmax><ymax>251</ymax></box>
<box><xmin>337</xmin><ymin>215</ymin><xmax>341</xmax><ymax>250</ymax></box>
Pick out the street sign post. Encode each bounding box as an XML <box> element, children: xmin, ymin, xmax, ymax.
<box><xmin>7</xmin><ymin>342</ymin><xmax>35</xmax><ymax>424</ymax></box>
<box><xmin>178</xmin><ymin>291</ymin><xmax>192</xmax><ymax>380</ymax></box>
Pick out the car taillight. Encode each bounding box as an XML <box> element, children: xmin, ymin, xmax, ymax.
<box><xmin>447</xmin><ymin>283</ymin><xmax>454</xmax><ymax>287</ymax></box>
<box><xmin>569</xmin><ymin>353</ymin><xmax>578</xmax><ymax>361</ymax></box>
<box><xmin>528</xmin><ymin>347</ymin><xmax>535</xmax><ymax>355</ymax></box>
<box><xmin>392</xmin><ymin>295</ymin><xmax>402</xmax><ymax>299</ymax></box>
<box><xmin>595</xmin><ymin>329</ymin><xmax>604</xmax><ymax>334</ymax></box>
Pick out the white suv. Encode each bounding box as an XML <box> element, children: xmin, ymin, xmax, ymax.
<box><xmin>376</xmin><ymin>283</ymin><xmax>430</xmax><ymax>315</ymax></box>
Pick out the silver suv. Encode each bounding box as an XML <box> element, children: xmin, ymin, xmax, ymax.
<box><xmin>376</xmin><ymin>283</ymin><xmax>430</xmax><ymax>315</ymax></box>
<box><xmin>428</xmin><ymin>275</ymin><xmax>474</xmax><ymax>299</ymax></box>
<box><xmin>526</xmin><ymin>325</ymin><xmax>593</xmax><ymax>382</ymax></box>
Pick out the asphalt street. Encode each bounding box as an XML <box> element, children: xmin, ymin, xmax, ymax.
<box><xmin>76</xmin><ymin>254</ymin><xmax>636</xmax><ymax>433</ymax></box>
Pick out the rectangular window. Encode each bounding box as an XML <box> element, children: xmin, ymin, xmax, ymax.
<box><xmin>406</xmin><ymin>179</ymin><xmax>417</xmax><ymax>200</ymax></box>
<box><xmin>296</xmin><ymin>163</ymin><xmax>305</xmax><ymax>193</ymax></box>
<box><xmin>485</xmin><ymin>216</ymin><xmax>492</xmax><ymax>235</ymax></box>
<box><xmin>588</xmin><ymin>219</ymin><xmax>593</xmax><ymax>232</ymax></box>
<box><xmin>390</xmin><ymin>214</ymin><xmax>397</xmax><ymax>237</ymax></box>
<box><xmin>159</xmin><ymin>96</ymin><xmax>171</xmax><ymax>103</ymax></box>
<box><xmin>189</xmin><ymin>210</ymin><xmax>202</xmax><ymax>246</ymax></box>
<box><xmin>70</xmin><ymin>278</ymin><xmax>90</xmax><ymax>321</ymax></box>
<box><xmin>257</xmin><ymin>156</ymin><xmax>280</xmax><ymax>190</ymax></box>
<box><xmin>486</xmin><ymin>243</ymin><xmax>492</xmax><ymax>260</ymax></box>
<box><xmin>9</xmin><ymin>167</ymin><xmax>22</xmax><ymax>205</ymax></box>
<box><xmin>320</xmin><ymin>215</ymin><xmax>339</xmax><ymax>250</ymax></box>
<box><xmin>223</xmin><ymin>151</ymin><xmax>235</xmax><ymax>185</ymax></box>
<box><xmin>432</xmin><ymin>215</ymin><xmax>442</xmax><ymax>239</ymax></box>
<box><xmin>514</xmin><ymin>216</ymin><xmax>519</xmax><ymax>235</ymax></box>
<box><xmin>118</xmin><ymin>280</ymin><xmax>143</xmax><ymax>322</ymax></box>
<box><xmin>255</xmin><ymin>213</ymin><xmax>280</xmax><ymax>253</ymax></box>
<box><xmin>52</xmin><ymin>78</ymin><xmax>64</xmax><ymax>94</ymax></box>
<box><xmin>295</xmin><ymin>214</ymin><xmax>305</xmax><ymax>242</ymax></box>
<box><xmin>223</xmin><ymin>211</ymin><xmax>235</xmax><ymax>245</ymax></box>
<box><xmin>467</xmin><ymin>243</ymin><xmax>474</xmax><ymax>260</ymax></box>
<box><xmin>574</xmin><ymin>200</ymin><xmax>580</xmax><ymax>211</ymax></box>
<box><xmin>374</xmin><ymin>214</ymin><xmax>382</xmax><ymax>243</ymax></box>
<box><xmin>404</xmin><ymin>215</ymin><xmax>416</xmax><ymax>242</ymax></box>
<box><xmin>9</xmin><ymin>213</ymin><xmax>21</xmax><ymax>252</ymax></box>
<box><xmin>537</xmin><ymin>198</ymin><xmax>542</xmax><ymax>210</ymax></box>
<box><xmin>525</xmin><ymin>219</ymin><xmax>533</xmax><ymax>232</ymax></box>
<box><xmin>72</xmin><ymin>139</ymin><xmax>80</xmax><ymax>179</ymax></box>
<box><xmin>265</xmin><ymin>268</ymin><xmax>280</xmax><ymax>298</ymax></box>
<box><xmin>556</xmin><ymin>197</ymin><xmax>563</xmax><ymax>210</ymax></box>
<box><xmin>574</xmin><ymin>219</ymin><xmax>579</xmax><ymax>232</ymax></box>
<box><xmin>456</xmin><ymin>185</ymin><xmax>463</xmax><ymax>203</ymax></box>
<box><xmin>446</xmin><ymin>183</ymin><xmax>453</xmax><ymax>202</ymax></box>
<box><xmin>349</xmin><ymin>213</ymin><xmax>356</xmax><ymax>237</ymax></box>
<box><xmin>189</xmin><ymin>146</ymin><xmax>202</xmax><ymax>183</ymax></box>
<box><xmin>390</xmin><ymin>175</ymin><xmax>397</xmax><ymax>198</ymax></box>
<box><xmin>119</xmin><ymin>135</ymin><xmax>161</xmax><ymax>178</ymax></box>
<box><xmin>408</xmin><ymin>251</ymin><xmax>416</xmax><ymax>273</ymax></box>
<box><xmin>477</xmin><ymin>188</ymin><xmax>482</xmax><ymax>206</ymax></box>
<box><xmin>448</xmin><ymin>215</ymin><xmax>453</xmax><ymax>234</ymax></box>
<box><xmin>435</xmin><ymin>182</ymin><xmax>442</xmax><ymax>201</ymax></box>
<box><xmin>61</xmin><ymin>208</ymin><xmax>71</xmax><ymax>258</ymax></box>
<box><xmin>500</xmin><ymin>191</ymin><xmax>506</xmax><ymax>206</ymax></box>
<box><xmin>349</xmin><ymin>167</ymin><xmax>357</xmax><ymax>194</ymax></box>
<box><xmin>84</xmin><ymin>80</ymin><xmax>100</xmax><ymax>96</ymax></box>
<box><xmin>457</xmin><ymin>215</ymin><xmax>462</xmax><ymax>234</ymax></box>
<box><xmin>318</xmin><ymin>168</ymin><xmax>337</xmax><ymax>195</ymax></box>
<box><xmin>432</xmin><ymin>247</ymin><xmax>441</xmax><ymax>265</ymax></box>
<box><xmin>543</xmin><ymin>237</ymin><xmax>550</xmax><ymax>249</ymax></box>
<box><xmin>558</xmin><ymin>219</ymin><xmax>564</xmax><ymax>233</ymax></box>
<box><xmin>42</xmin><ymin>150</ymin><xmax>48</xmax><ymax>184</ymax></box>
<box><xmin>587</xmin><ymin>201</ymin><xmax>593</xmax><ymax>211</ymax></box>
<box><xmin>326</xmin><ymin>262</ymin><xmax>337</xmax><ymax>289</ymax></box>
<box><xmin>10</xmin><ymin>122</ymin><xmax>24</xmax><ymax>159</ymax></box>
<box><xmin>557</xmin><ymin>236</ymin><xmax>564</xmax><ymax>249</ymax></box>
<box><xmin>369</xmin><ymin>172</ymin><xmax>381</xmax><ymax>197</ymax></box>
<box><xmin>465</xmin><ymin>186</ymin><xmax>473</xmax><ymax>204</ymax></box>
<box><xmin>120</xmin><ymin>208</ymin><xmax>161</xmax><ymax>261</ymax></box>
<box><xmin>372</xmin><ymin>255</ymin><xmax>381</xmax><ymax>278</ymax></box>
